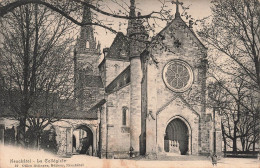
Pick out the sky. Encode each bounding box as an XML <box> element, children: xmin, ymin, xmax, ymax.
<box><xmin>0</xmin><ymin>0</ymin><xmax>213</xmax><ymax>61</ymax></box>
<box><xmin>93</xmin><ymin>0</ymin><xmax>212</xmax><ymax>50</ymax></box>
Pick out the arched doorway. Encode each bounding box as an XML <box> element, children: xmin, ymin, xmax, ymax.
<box><xmin>73</xmin><ymin>125</ymin><xmax>93</xmax><ymax>156</ymax></box>
<box><xmin>164</xmin><ymin>118</ymin><xmax>189</xmax><ymax>155</ymax></box>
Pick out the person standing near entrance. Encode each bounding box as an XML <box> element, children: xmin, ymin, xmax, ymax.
<box><xmin>211</xmin><ymin>154</ymin><xmax>217</xmax><ymax>166</ymax></box>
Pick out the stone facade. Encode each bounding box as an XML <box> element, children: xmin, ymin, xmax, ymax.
<box><xmin>95</xmin><ymin>6</ymin><xmax>222</xmax><ymax>158</ymax></box>
<box><xmin>0</xmin><ymin>1</ymin><xmax>222</xmax><ymax>159</ymax></box>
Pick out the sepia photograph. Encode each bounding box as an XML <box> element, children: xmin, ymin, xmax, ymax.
<box><xmin>0</xmin><ymin>0</ymin><xmax>259</xmax><ymax>167</ymax></box>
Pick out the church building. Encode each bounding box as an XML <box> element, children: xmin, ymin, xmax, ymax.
<box><xmin>0</xmin><ymin>0</ymin><xmax>222</xmax><ymax>159</ymax></box>
<box><xmin>73</xmin><ymin>0</ymin><xmax>222</xmax><ymax>158</ymax></box>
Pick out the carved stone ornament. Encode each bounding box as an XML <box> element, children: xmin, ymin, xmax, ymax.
<box><xmin>163</xmin><ymin>59</ymin><xmax>193</xmax><ymax>92</ymax></box>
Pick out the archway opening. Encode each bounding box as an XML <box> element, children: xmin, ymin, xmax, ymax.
<box><xmin>73</xmin><ymin>125</ymin><xmax>93</xmax><ymax>156</ymax></box>
<box><xmin>164</xmin><ymin>118</ymin><xmax>189</xmax><ymax>155</ymax></box>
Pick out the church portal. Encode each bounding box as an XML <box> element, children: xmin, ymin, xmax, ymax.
<box><xmin>164</xmin><ymin>118</ymin><xmax>189</xmax><ymax>155</ymax></box>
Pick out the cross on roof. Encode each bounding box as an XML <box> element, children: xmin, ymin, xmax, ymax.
<box><xmin>171</xmin><ymin>0</ymin><xmax>183</xmax><ymax>17</ymax></box>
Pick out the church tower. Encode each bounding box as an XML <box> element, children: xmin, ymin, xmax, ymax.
<box><xmin>74</xmin><ymin>0</ymin><xmax>103</xmax><ymax>111</ymax></box>
<box><xmin>74</xmin><ymin>0</ymin><xmax>100</xmax><ymax>75</ymax></box>
<box><xmin>128</xmin><ymin>0</ymin><xmax>148</xmax><ymax>156</ymax></box>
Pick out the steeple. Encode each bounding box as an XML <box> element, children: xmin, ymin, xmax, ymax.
<box><xmin>74</xmin><ymin>0</ymin><xmax>100</xmax><ymax>77</ymax></box>
<box><xmin>127</xmin><ymin>0</ymin><xmax>137</xmax><ymax>37</ymax></box>
<box><xmin>129</xmin><ymin>0</ymin><xmax>136</xmax><ymax>18</ymax></box>
<box><xmin>77</xmin><ymin>0</ymin><xmax>98</xmax><ymax>53</ymax></box>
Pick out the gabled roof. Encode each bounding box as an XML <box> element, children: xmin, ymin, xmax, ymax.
<box><xmin>152</xmin><ymin>16</ymin><xmax>207</xmax><ymax>50</ymax></box>
<box><xmin>105</xmin><ymin>65</ymin><xmax>130</xmax><ymax>94</ymax></box>
<box><xmin>106</xmin><ymin>32</ymin><xmax>129</xmax><ymax>60</ymax></box>
<box><xmin>0</xmin><ymin>92</ymin><xmax>98</xmax><ymax>120</ymax></box>
<box><xmin>87</xmin><ymin>99</ymin><xmax>106</xmax><ymax>113</ymax></box>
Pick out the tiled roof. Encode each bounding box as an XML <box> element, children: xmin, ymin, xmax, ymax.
<box><xmin>106</xmin><ymin>65</ymin><xmax>130</xmax><ymax>94</ymax></box>
<box><xmin>87</xmin><ymin>99</ymin><xmax>106</xmax><ymax>112</ymax></box>
<box><xmin>0</xmin><ymin>90</ymin><xmax>99</xmax><ymax>120</ymax></box>
<box><xmin>82</xmin><ymin>75</ymin><xmax>104</xmax><ymax>88</ymax></box>
<box><xmin>106</xmin><ymin>32</ymin><xmax>129</xmax><ymax>60</ymax></box>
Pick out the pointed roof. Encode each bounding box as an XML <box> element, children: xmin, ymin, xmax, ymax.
<box><xmin>152</xmin><ymin>15</ymin><xmax>207</xmax><ymax>50</ymax></box>
<box><xmin>105</xmin><ymin>32</ymin><xmax>129</xmax><ymax>60</ymax></box>
<box><xmin>76</xmin><ymin>0</ymin><xmax>99</xmax><ymax>53</ymax></box>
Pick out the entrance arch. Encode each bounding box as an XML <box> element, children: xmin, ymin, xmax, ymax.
<box><xmin>164</xmin><ymin>117</ymin><xmax>191</xmax><ymax>155</ymax></box>
<box><xmin>73</xmin><ymin>125</ymin><xmax>94</xmax><ymax>156</ymax></box>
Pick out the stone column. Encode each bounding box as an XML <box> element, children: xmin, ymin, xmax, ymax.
<box><xmin>198</xmin><ymin>54</ymin><xmax>209</xmax><ymax>155</ymax></box>
<box><xmin>130</xmin><ymin>57</ymin><xmax>142</xmax><ymax>155</ymax></box>
<box><xmin>66</xmin><ymin>127</ymin><xmax>73</xmax><ymax>156</ymax></box>
<box><xmin>56</xmin><ymin>127</ymin><xmax>67</xmax><ymax>157</ymax></box>
<box><xmin>100</xmin><ymin>105</ymin><xmax>107</xmax><ymax>158</ymax></box>
<box><xmin>188</xmin><ymin>133</ymin><xmax>192</xmax><ymax>155</ymax></box>
<box><xmin>145</xmin><ymin>62</ymin><xmax>157</xmax><ymax>158</ymax></box>
<box><xmin>93</xmin><ymin>126</ymin><xmax>97</xmax><ymax>156</ymax></box>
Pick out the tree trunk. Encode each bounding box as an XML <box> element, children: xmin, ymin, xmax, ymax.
<box><xmin>232</xmin><ymin>124</ymin><xmax>237</xmax><ymax>153</ymax></box>
<box><xmin>252</xmin><ymin>136</ymin><xmax>256</xmax><ymax>152</ymax></box>
<box><xmin>240</xmin><ymin>137</ymin><xmax>245</xmax><ymax>151</ymax></box>
<box><xmin>17</xmin><ymin>117</ymin><xmax>26</xmax><ymax>147</ymax></box>
<box><xmin>221</xmin><ymin>122</ymin><xmax>227</xmax><ymax>153</ymax></box>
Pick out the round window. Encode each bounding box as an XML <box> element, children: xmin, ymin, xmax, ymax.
<box><xmin>163</xmin><ymin>60</ymin><xmax>193</xmax><ymax>92</ymax></box>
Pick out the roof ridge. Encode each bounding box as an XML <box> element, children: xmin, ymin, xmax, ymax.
<box><xmin>152</xmin><ymin>16</ymin><xmax>206</xmax><ymax>49</ymax></box>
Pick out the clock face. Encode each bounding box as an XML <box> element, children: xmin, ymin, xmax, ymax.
<box><xmin>163</xmin><ymin>60</ymin><xmax>193</xmax><ymax>92</ymax></box>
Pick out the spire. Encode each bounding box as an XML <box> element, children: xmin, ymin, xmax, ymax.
<box><xmin>77</xmin><ymin>0</ymin><xmax>96</xmax><ymax>51</ymax></box>
<box><xmin>129</xmin><ymin>0</ymin><xmax>136</xmax><ymax>18</ymax></box>
<box><xmin>171</xmin><ymin>0</ymin><xmax>183</xmax><ymax>18</ymax></box>
<box><xmin>127</xmin><ymin>0</ymin><xmax>136</xmax><ymax>36</ymax></box>
<box><xmin>127</xmin><ymin>0</ymin><xmax>148</xmax><ymax>57</ymax></box>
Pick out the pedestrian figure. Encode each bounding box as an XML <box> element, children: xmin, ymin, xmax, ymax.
<box><xmin>211</xmin><ymin>154</ymin><xmax>217</xmax><ymax>166</ymax></box>
<box><xmin>129</xmin><ymin>147</ymin><xmax>135</xmax><ymax>158</ymax></box>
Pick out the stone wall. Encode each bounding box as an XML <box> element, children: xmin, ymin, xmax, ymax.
<box><xmin>103</xmin><ymin>59</ymin><xmax>130</xmax><ymax>87</ymax></box>
<box><xmin>106</xmin><ymin>85</ymin><xmax>131</xmax><ymax>158</ymax></box>
<box><xmin>77</xmin><ymin>53</ymin><xmax>100</xmax><ymax>75</ymax></box>
<box><xmin>50</xmin><ymin>119</ymin><xmax>99</xmax><ymax>157</ymax></box>
<box><xmin>145</xmin><ymin>16</ymin><xmax>210</xmax><ymax>155</ymax></box>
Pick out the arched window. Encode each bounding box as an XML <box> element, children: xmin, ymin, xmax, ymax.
<box><xmin>85</xmin><ymin>63</ymin><xmax>93</xmax><ymax>75</ymax></box>
<box><xmin>122</xmin><ymin>107</ymin><xmax>127</xmax><ymax>126</ymax></box>
<box><xmin>86</xmin><ymin>41</ymin><xmax>90</xmax><ymax>48</ymax></box>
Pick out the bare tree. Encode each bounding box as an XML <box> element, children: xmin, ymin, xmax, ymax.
<box><xmin>198</xmin><ymin>0</ymin><xmax>260</xmax><ymax>91</ymax></box>
<box><xmin>208</xmin><ymin>74</ymin><xmax>259</xmax><ymax>152</ymax></box>
<box><xmin>0</xmin><ymin>3</ymin><xmax>75</xmax><ymax>147</ymax></box>
<box><xmin>0</xmin><ymin>0</ymin><xmax>208</xmax><ymax>149</ymax></box>
<box><xmin>198</xmin><ymin>0</ymin><xmax>260</xmax><ymax>153</ymax></box>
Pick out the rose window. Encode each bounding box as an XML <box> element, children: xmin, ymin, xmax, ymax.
<box><xmin>163</xmin><ymin>60</ymin><xmax>193</xmax><ymax>92</ymax></box>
